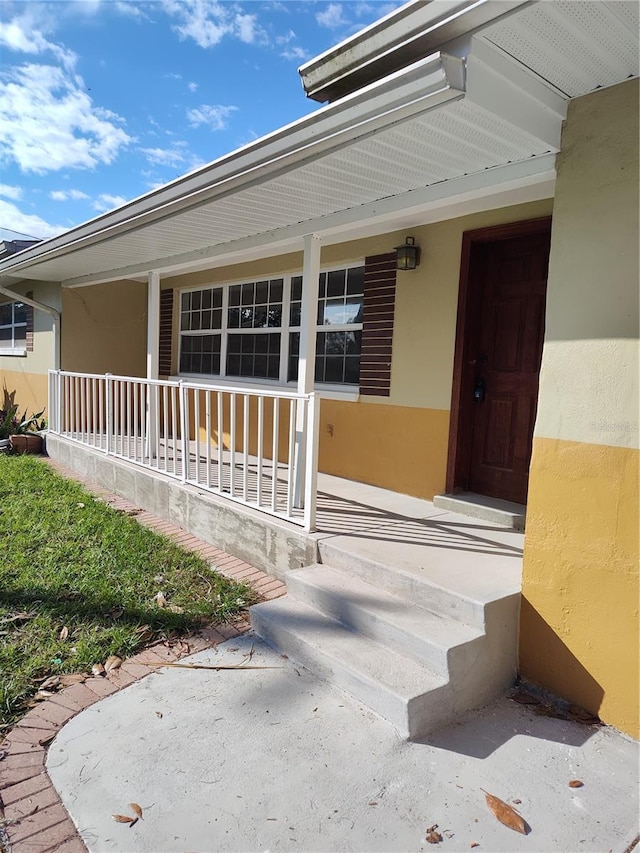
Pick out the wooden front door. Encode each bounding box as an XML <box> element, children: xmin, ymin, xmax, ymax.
<box><xmin>447</xmin><ymin>219</ymin><xmax>551</xmax><ymax>505</ymax></box>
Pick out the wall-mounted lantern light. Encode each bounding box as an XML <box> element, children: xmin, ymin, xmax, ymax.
<box><xmin>395</xmin><ymin>236</ymin><xmax>421</xmax><ymax>271</ymax></box>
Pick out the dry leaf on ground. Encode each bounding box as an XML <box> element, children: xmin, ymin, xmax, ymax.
<box><xmin>59</xmin><ymin>626</ymin><xmax>69</xmax><ymax>641</ymax></box>
<box><xmin>569</xmin><ymin>780</ymin><xmax>584</xmax><ymax>788</ymax></box>
<box><xmin>481</xmin><ymin>790</ymin><xmax>528</xmax><ymax>834</ymax></box>
<box><xmin>426</xmin><ymin>830</ymin><xmax>443</xmax><ymax>844</ymax></box>
<box><xmin>92</xmin><ymin>663</ymin><xmax>106</xmax><ymax>677</ymax></box>
<box><xmin>35</xmin><ymin>690</ymin><xmax>55</xmax><ymax>701</ymax></box>
<box><xmin>155</xmin><ymin>711</ymin><xmax>163</xmax><ymax>718</ymax></box>
<box><xmin>60</xmin><ymin>673</ymin><xmax>87</xmax><ymax>686</ymax></box>
<box><xmin>168</xmin><ymin>604</ymin><xmax>184</xmax><ymax>614</ymax></box>
<box><xmin>112</xmin><ymin>814</ymin><xmax>135</xmax><ymax>824</ymax></box>
<box><xmin>39</xmin><ymin>675</ymin><xmax>61</xmax><ymax>691</ymax></box>
<box><xmin>129</xmin><ymin>803</ymin><xmax>143</xmax><ymax>819</ymax></box>
<box><xmin>105</xmin><ymin>655</ymin><xmax>123</xmax><ymax>673</ymax></box>
<box><xmin>155</xmin><ymin>592</ymin><xmax>167</xmax><ymax>607</ymax></box>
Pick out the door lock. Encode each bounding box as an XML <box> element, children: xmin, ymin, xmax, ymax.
<box><xmin>473</xmin><ymin>377</ymin><xmax>486</xmax><ymax>402</ymax></box>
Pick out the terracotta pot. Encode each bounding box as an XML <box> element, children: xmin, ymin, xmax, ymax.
<box><xmin>9</xmin><ymin>433</ymin><xmax>43</xmax><ymax>455</ymax></box>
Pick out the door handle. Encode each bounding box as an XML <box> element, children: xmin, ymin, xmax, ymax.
<box><xmin>473</xmin><ymin>377</ymin><xmax>486</xmax><ymax>402</ymax></box>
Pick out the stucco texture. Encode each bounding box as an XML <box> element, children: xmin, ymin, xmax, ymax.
<box><xmin>520</xmin><ymin>79</ymin><xmax>639</xmax><ymax>737</ymax></box>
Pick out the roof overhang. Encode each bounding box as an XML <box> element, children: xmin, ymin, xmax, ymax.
<box><xmin>0</xmin><ymin>0</ymin><xmax>636</xmax><ymax>291</ymax></box>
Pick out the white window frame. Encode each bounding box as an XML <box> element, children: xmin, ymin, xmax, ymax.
<box><xmin>177</xmin><ymin>262</ymin><xmax>364</xmax><ymax>391</ymax></box>
<box><xmin>0</xmin><ymin>301</ymin><xmax>27</xmax><ymax>356</ymax></box>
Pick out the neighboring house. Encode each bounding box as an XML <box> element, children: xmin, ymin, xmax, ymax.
<box><xmin>0</xmin><ymin>1</ymin><xmax>637</xmax><ymax>739</ymax></box>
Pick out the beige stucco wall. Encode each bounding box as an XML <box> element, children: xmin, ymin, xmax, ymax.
<box><xmin>520</xmin><ymin>78</ymin><xmax>639</xmax><ymax>737</ymax></box>
<box><xmin>61</xmin><ymin>281</ymin><xmax>147</xmax><ymax>377</ymax></box>
<box><xmin>164</xmin><ymin>198</ymin><xmax>552</xmax><ymax>497</ymax></box>
<box><xmin>0</xmin><ymin>281</ymin><xmax>61</xmax><ymax>415</ymax></box>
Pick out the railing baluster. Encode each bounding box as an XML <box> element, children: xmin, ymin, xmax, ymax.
<box><xmin>105</xmin><ymin>375</ymin><xmax>112</xmax><ymax>455</ymax></box>
<box><xmin>133</xmin><ymin>380</ymin><xmax>139</xmax><ymax>462</ymax></box>
<box><xmin>243</xmin><ymin>394</ymin><xmax>249</xmax><ymax>502</ymax></box>
<box><xmin>229</xmin><ymin>393</ymin><xmax>236</xmax><ymax>497</ymax></box>
<box><xmin>303</xmin><ymin>395</ymin><xmax>320</xmax><ymax>532</ymax></box>
<box><xmin>287</xmin><ymin>399</ymin><xmax>296</xmax><ymax>517</ymax></box>
<box><xmin>194</xmin><ymin>389</ymin><xmax>200</xmax><ymax>484</ymax></box>
<box><xmin>257</xmin><ymin>396</ymin><xmax>264</xmax><ymax>507</ymax></box>
<box><xmin>217</xmin><ymin>391</ymin><xmax>224</xmax><ymax>493</ymax></box>
<box><xmin>205</xmin><ymin>390</ymin><xmax>211</xmax><ymax>489</ymax></box>
<box><xmin>272</xmin><ymin>397</ymin><xmax>279</xmax><ymax>513</ymax></box>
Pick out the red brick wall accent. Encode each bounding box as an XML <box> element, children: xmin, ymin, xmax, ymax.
<box><xmin>159</xmin><ymin>289</ymin><xmax>174</xmax><ymax>377</ymax></box>
<box><xmin>359</xmin><ymin>253</ymin><xmax>397</xmax><ymax>397</ymax></box>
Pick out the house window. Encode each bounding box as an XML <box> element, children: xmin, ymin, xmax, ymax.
<box><xmin>178</xmin><ymin>265</ymin><xmax>364</xmax><ymax>385</ymax></box>
<box><xmin>0</xmin><ymin>301</ymin><xmax>27</xmax><ymax>352</ymax></box>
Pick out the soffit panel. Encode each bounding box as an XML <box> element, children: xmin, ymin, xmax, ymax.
<box><xmin>481</xmin><ymin>1</ymin><xmax>639</xmax><ymax>97</ymax></box>
<box><xmin>20</xmin><ymin>100</ymin><xmax>551</xmax><ymax>284</ymax></box>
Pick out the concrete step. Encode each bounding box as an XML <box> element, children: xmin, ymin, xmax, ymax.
<box><xmin>317</xmin><ymin>538</ymin><xmax>491</xmax><ymax>628</ymax></box>
<box><xmin>250</xmin><ymin>595</ymin><xmax>451</xmax><ymax>739</ymax></box>
<box><xmin>432</xmin><ymin>492</ymin><xmax>526</xmax><ymax>530</ymax></box>
<box><xmin>285</xmin><ymin>564</ymin><xmax>483</xmax><ymax>676</ymax></box>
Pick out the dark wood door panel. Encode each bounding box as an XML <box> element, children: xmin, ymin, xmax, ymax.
<box><xmin>466</xmin><ymin>228</ymin><xmax>550</xmax><ymax>504</ymax></box>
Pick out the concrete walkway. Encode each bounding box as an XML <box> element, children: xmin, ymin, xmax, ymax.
<box><xmin>43</xmin><ymin>635</ymin><xmax>639</xmax><ymax>853</ymax></box>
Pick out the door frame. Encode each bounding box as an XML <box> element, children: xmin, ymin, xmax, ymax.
<box><xmin>445</xmin><ymin>216</ymin><xmax>552</xmax><ymax>498</ymax></box>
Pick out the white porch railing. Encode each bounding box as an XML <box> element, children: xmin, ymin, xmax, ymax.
<box><xmin>47</xmin><ymin>370</ymin><xmax>320</xmax><ymax>531</ymax></box>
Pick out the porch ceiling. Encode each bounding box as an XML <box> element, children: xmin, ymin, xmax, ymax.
<box><xmin>0</xmin><ymin>0</ymin><xmax>636</xmax><ymax>290</ymax></box>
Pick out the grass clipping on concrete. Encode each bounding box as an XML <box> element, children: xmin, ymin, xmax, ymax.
<box><xmin>0</xmin><ymin>455</ymin><xmax>254</xmax><ymax>731</ymax></box>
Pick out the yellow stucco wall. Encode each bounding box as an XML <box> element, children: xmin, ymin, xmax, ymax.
<box><xmin>520</xmin><ymin>79</ymin><xmax>639</xmax><ymax>737</ymax></box>
<box><xmin>0</xmin><ymin>281</ymin><xmax>60</xmax><ymax>418</ymax></box>
<box><xmin>166</xmin><ymin>198</ymin><xmax>552</xmax><ymax>498</ymax></box>
<box><xmin>61</xmin><ymin>281</ymin><xmax>147</xmax><ymax>377</ymax></box>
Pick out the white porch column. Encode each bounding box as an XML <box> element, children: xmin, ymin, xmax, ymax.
<box><xmin>294</xmin><ymin>234</ymin><xmax>321</xmax><ymax>508</ymax></box>
<box><xmin>146</xmin><ymin>271</ymin><xmax>160</xmax><ymax>460</ymax></box>
<box><xmin>146</xmin><ymin>271</ymin><xmax>160</xmax><ymax>380</ymax></box>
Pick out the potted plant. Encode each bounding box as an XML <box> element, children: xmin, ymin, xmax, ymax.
<box><xmin>9</xmin><ymin>409</ymin><xmax>46</xmax><ymax>455</ymax></box>
<box><xmin>0</xmin><ymin>403</ymin><xmax>19</xmax><ymax>452</ymax></box>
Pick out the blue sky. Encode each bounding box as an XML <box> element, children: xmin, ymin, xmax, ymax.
<box><xmin>0</xmin><ymin>0</ymin><xmax>403</xmax><ymax>242</ymax></box>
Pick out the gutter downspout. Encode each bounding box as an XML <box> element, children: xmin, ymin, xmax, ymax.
<box><xmin>0</xmin><ymin>285</ymin><xmax>61</xmax><ymax>370</ymax></box>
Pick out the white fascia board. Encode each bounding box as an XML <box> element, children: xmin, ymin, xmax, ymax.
<box><xmin>0</xmin><ymin>52</ymin><xmax>465</xmax><ymax>281</ymax></box>
<box><xmin>61</xmin><ymin>154</ymin><xmax>556</xmax><ymax>289</ymax></box>
<box><xmin>466</xmin><ymin>42</ymin><xmax>567</xmax><ymax>150</ymax></box>
<box><xmin>299</xmin><ymin>0</ymin><xmax>530</xmax><ymax>101</ymax></box>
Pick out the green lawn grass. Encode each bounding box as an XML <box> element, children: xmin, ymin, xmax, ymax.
<box><xmin>0</xmin><ymin>455</ymin><xmax>254</xmax><ymax>731</ymax></box>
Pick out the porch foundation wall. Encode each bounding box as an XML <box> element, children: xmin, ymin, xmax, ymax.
<box><xmin>44</xmin><ymin>433</ymin><xmax>319</xmax><ymax>578</ymax></box>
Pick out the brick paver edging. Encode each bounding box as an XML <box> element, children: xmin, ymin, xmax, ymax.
<box><xmin>0</xmin><ymin>456</ymin><xmax>287</xmax><ymax>853</ymax></box>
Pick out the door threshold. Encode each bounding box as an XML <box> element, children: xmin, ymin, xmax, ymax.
<box><xmin>432</xmin><ymin>492</ymin><xmax>526</xmax><ymax>531</ymax></box>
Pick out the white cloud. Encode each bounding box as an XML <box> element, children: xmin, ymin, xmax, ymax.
<box><xmin>0</xmin><ymin>184</ymin><xmax>23</xmax><ymax>201</ymax></box>
<box><xmin>0</xmin><ymin>63</ymin><xmax>132</xmax><ymax>174</ymax></box>
<box><xmin>187</xmin><ymin>104</ymin><xmax>238</xmax><ymax>131</ymax></box>
<box><xmin>114</xmin><ymin>2</ymin><xmax>152</xmax><ymax>21</ymax></box>
<box><xmin>93</xmin><ymin>193</ymin><xmax>128</xmax><ymax>212</ymax></box>
<box><xmin>162</xmin><ymin>0</ymin><xmax>263</xmax><ymax>49</ymax></box>
<box><xmin>0</xmin><ymin>198</ymin><xmax>65</xmax><ymax>239</ymax></box>
<box><xmin>0</xmin><ymin>11</ymin><xmax>77</xmax><ymax>71</ymax></box>
<box><xmin>49</xmin><ymin>189</ymin><xmax>90</xmax><ymax>201</ymax></box>
<box><xmin>235</xmin><ymin>13</ymin><xmax>257</xmax><ymax>44</ymax></box>
<box><xmin>316</xmin><ymin>3</ymin><xmax>348</xmax><ymax>28</ymax></box>
<box><xmin>188</xmin><ymin>81</ymin><xmax>199</xmax><ymax>92</ymax></box>
<box><xmin>140</xmin><ymin>145</ymin><xmax>187</xmax><ymax>167</ymax></box>
<box><xmin>281</xmin><ymin>46</ymin><xmax>308</xmax><ymax>61</ymax></box>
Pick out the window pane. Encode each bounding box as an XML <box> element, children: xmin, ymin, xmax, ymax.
<box><xmin>180</xmin><ymin>334</ymin><xmax>221</xmax><ymax>375</ymax></box>
<box><xmin>14</xmin><ymin>303</ymin><xmax>27</xmax><ymax>324</ymax></box>
<box><xmin>0</xmin><ymin>327</ymin><xmax>11</xmax><ymax>343</ymax></box>
<box><xmin>191</xmin><ymin>291</ymin><xmax>201</xmax><ymax>310</ymax></box>
<box><xmin>290</xmin><ymin>303</ymin><xmax>301</xmax><ymax>326</ymax></box>
<box><xmin>191</xmin><ymin>312</ymin><xmax>201</xmax><ymax>331</ymax></box>
<box><xmin>213</xmin><ymin>288</ymin><xmax>223</xmax><ymax>308</ymax></box>
<box><xmin>347</xmin><ymin>267</ymin><xmax>365</xmax><ymax>295</ymax></box>
<box><xmin>240</xmin><ymin>307</ymin><xmax>254</xmax><ymax>328</ymax></box>
<box><xmin>228</xmin><ymin>307</ymin><xmax>240</xmax><ymax>328</ymax></box>
<box><xmin>201</xmin><ymin>289</ymin><xmax>212</xmax><ymax>310</ymax></box>
<box><xmin>212</xmin><ymin>308</ymin><xmax>222</xmax><ymax>329</ymax></box>
<box><xmin>228</xmin><ymin>285</ymin><xmax>241</xmax><ymax>306</ymax></box>
<box><xmin>322</xmin><ymin>299</ymin><xmax>347</xmax><ymax>325</ymax></box>
<box><xmin>345</xmin><ymin>297</ymin><xmax>364</xmax><ymax>324</ymax></box>
<box><xmin>255</xmin><ymin>280</ymin><xmax>268</xmax><ymax>305</ymax></box>
<box><xmin>241</xmin><ymin>282</ymin><xmax>254</xmax><ymax>305</ymax></box>
<box><xmin>268</xmin><ymin>305</ymin><xmax>282</xmax><ymax>327</ymax></box>
<box><xmin>344</xmin><ymin>356</ymin><xmax>360</xmax><ymax>384</ymax></box>
<box><xmin>226</xmin><ymin>333</ymin><xmax>280</xmax><ymax>379</ymax></box>
<box><xmin>254</xmin><ymin>307</ymin><xmax>267</xmax><ymax>328</ymax></box>
<box><xmin>201</xmin><ymin>309</ymin><xmax>212</xmax><ymax>330</ymax></box>
<box><xmin>270</xmin><ymin>279</ymin><xmax>283</xmax><ymax>303</ymax></box>
<box><xmin>325</xmin><ymin>357</ymin><xmax>344</xmax><ymax>383</ymax></box>
<box><xmin>180</xmin><ymin>312</ymin><xmax>190</xmax><ymax>331</ymax></box>
<box><xmin>319</xmin><ymin>272</ymin><xmax>327</xmax><ymax>297</ymax></box>
<box><xmin>181</xmin><ymin>292</ymin><xmax>190</xmax><ymax>312</ymax></box>
<box><xmin>291</xmin><ymin>276</ymin><xmax>302</xmax><ymax>301</ymax></box>
<box><xmin>327</xmin><ymin>269</ymin><xmax>345</xmax><ymax>298</ymax></box>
